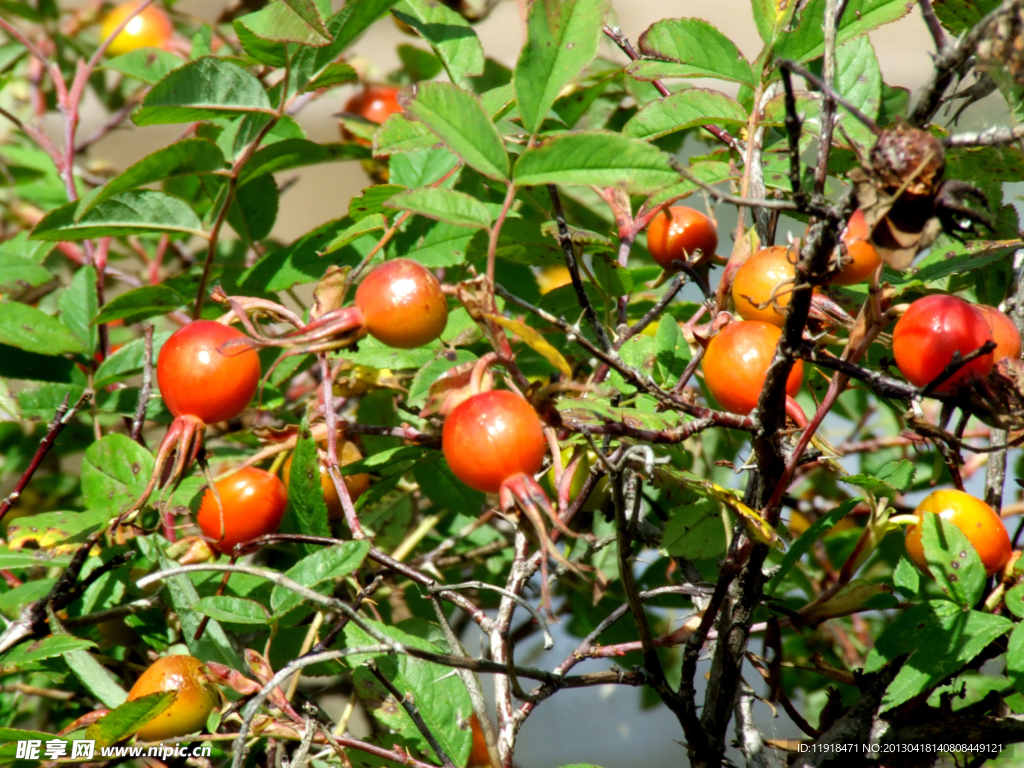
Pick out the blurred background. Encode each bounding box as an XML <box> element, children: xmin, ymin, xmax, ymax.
<box><xmin>55</xmin><ymin>1</ymin><xmax>988</xmax><ymax>766</ymax></box>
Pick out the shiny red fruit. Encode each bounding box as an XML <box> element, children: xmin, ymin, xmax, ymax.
<box><xmin>355</xmin><ymin>259</ymin><xmax>448</xmax><ymax>348</ymax></box>
<box><xmin>892</xmin><ymin>295</ymin><xmax>994</xmax><ymax>392</ymax></box>
<box><xmin>976</xmin><ymin>305</ymin><xmax>1021</xmax><ymax>362</ymax></box>
<box><xmin>197</xmin><ymin>467</ymin><xmax>287</xmax><ymax>554</ymax></box>
<box><xmin>702</xmin><ymin>321</ymin><xmax>803</xmax><ymax>415</ymax></box>
<box><xmin>345</xmin><ymin>85</ymin><xmax>402</xmax><ymax>125</ymax></box>
<box><xmin>442</xmin><ymin>390</ymin><xmax>547</xmax><ymax>493</ymax></box>
<box><xmin>831</xmin><ymin>209</ymin><xmax>883</xmax><ymax>286</ymax></box>
<box><xmin>647</xmin><ymin>207</ymin><xmax>718</xmax><ymax>270</ymax></box>
<box><xmin>156</xmin><ymin>321</ymin><xmax>261</xmax><ymax>423</ymax></box>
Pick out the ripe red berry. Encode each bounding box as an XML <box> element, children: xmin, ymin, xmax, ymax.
<box><xmin>442</xmin><ymin>390</ymin><xmax>547</xmax><ymax>493</ymax></box>
<box><xmin>731</xmin><ymin>246</ymin><xmax>798</xmax><ymax>326</ymax></box>
<box><xmin>355</xmin><ymin>259</ymin><xmax>448</xmax><ymax>349</ymax></box>
<box><xmin>892</xmin><ymin>295</ymin><xmax>994</xmax><ymax>392</ymax></box>
<box><xmin>101</xmin><ymin>2</ymin><xmax>173</xmax><ymax>56</ymax></box>
<box><xmin>345</xmin><ymin>85</ymin><xmax>402</xmax><ymax>125</ymax></box>
<box><xmin>196</xmin><ymin>467</ymin><xmax>287</xmax><ymax>554</ymax></box>
<box><xmin>646</xmin><ymin>207</ymin><xmax>718</xmax><ymax>270</ymax></box>
<box><xmin>976</xmin><ymin>305</ymin><xmax>1021</xmax><ymax>362</ymax></box>
<box><xmin>156</xmin><ymin>321</ymin><xmax>261</xmax><ymax>424</ymax></box>
<box><xmin>702</xmin><ymin>321</ymin><xmax>803</xmax><ymax>415</ymax></box>
<box><xmin>831</xmin><ymin>209</ymin><xmax>883</xmax><ymax>286</ymax></box>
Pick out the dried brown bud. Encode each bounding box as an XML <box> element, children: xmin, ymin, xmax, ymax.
<box><xmin>868</xmin><ymin>122</ymin><xmax>945</xmax><ymax>199</ymax></box>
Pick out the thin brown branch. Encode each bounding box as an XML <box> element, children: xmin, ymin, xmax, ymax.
<box><xmin>0</xmin><ymin>390</ymin><xmax>94</xmax><ymax>523</ymax></box>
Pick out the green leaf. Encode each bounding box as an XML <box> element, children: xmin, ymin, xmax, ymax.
<box><xmin>919</xmin><ymin>510</ymin><xmax>987</xmax><ymax>608</ymax></box>
<box><xmin>402</xmin><ymin>220</ymin><xmax>476</xmax><ymax>267</ymax></box>
<box><xmin>283</xmin><ymin>419</ymin><xmax>333</xmax><ymax>550</ymax></box>
<box><xmin>64</xmin><ymin>645</ymin><xmax>128</xmax><ymax>708</ymax></box>
<box><xmin>387</xmin><ymin>187</ymin><xmax>491</xmax><ymax>229</ymax></box>
<box><xmin>240</xmin><ymin>217</ymin><xmax>371</xmax><ymax>292</ymax></box>
<box><xmin>236</xmin><ymin>0</ymin><xmax>332</xmax><ymax>47</ymax></box>
<box><xmin>634</xmin><ymin>18</ymin><xmax>756</xmax><ymax>86</ymax></box>
<box><xmin>0</xmin><ymin>548</ymin><xmax>71</xmax><ymax>569</ymax></box>
<box><xmin>137</xmin><ymin>537</ymin><xmax>246</xmax><ymax>669</ymax></box>
<box><xmin>864</xmin><ymin>600</ymin><xmax>961</xmax><ymax>672</ymax></box>
<box><xmin>344</xmin><ymin>619</ymin><xmax>472</xmax><ymax>765</ymax></box>
<box><xmin>0</xmin><ymin>256</ymin><xmax>52</xmax><ymax>293</ymax></box>
<box><xmin>349</xmin><ymin>184</ymin><xmax>407</xmax><ymax>222</ymax></box>
<box><xmin>591</xmin><ymin>255</ymin><xmax>632</xmax><ymax>296</ymax></box>
<box><xmin>765</xmin><ymin>499</ymin><xmax>859</xmax><ymax>595</ymax></box>
<box><xmin>660</xmin><ymin>498</ymin><xmax>727</xmax><ymax>560</ymax></box>
<box><xmin>393</xmin><ymin>0</ymin><xmax>485</xmax><ymax>89</ymax></box>
<box><xmin>228</xmin><ymin>173</ymin><xmax>279</xmax><ymax>242</ymax></box>
<box><xmin>235</xmin><ymin>21</ymin><xmax>288</xmax><ymax>67</ymax></box>
<box><xmin>319</xmin><ymin>214</ymin><xmax>387</xmax><ymax>256</ymax></box>
<box><xmin>0</xmin><ymin>378</ymin><xmax>17</xmax><ymax>422</ymax></box>
<box><xmin>102</xmin><ymin>48</ymin><xmax>185</xmax><ymax>85</ymax></box>
<box><xmin>412</xmin><ymin>459</ymin><xmax>485</xmax><ymax>516</ymax></box>
<box><xmin>134</xmin><ymin>56</ymin><xmax>275</xmax><ymax>126</ymax></box>
<box><xmin>79</xmin><ymin>140</ymin><xmax>225</xmax><ymax>215</ymax></box>
<box><xmin>81</xmin><ymin>433</ymin><xmax>154</xmax><ymax>514</ymax></box>
<box><xmin>389</xmin><ymin>147</ymin><xmax>460</xmax><ymax>188</ymax></box>
<box><xmin>835</xmin><ymin>36</ymin><xmax>881</xmax><ymax>120</ymax></box>
<box><xmin>94</xmin><ymin>332</ymin><xmax>171</xmax><ymax>389</ymax></box>
<box><xmin>880</xmin><ymin>609</ymin><xmax>1012</xmax><ymax>711</ymax></box>
<box><xmin>1008</xmin><ymin>622</ymin><xmax>1024</xmax><ymax>691</ymax></box>
<box><xmin>301</xmin><ymin>62</ymin><xmax>359</xmax><ymax>92</ymax></box>
<box><xmin>282</xmin><ymin>0</ymin><xmax>332</xmax><ymax>34</ymax></box>
<box><xmin>31</xmin><ymin>190</ymin><xmax>206</xmax><ymax>241</ymax></box>
<box><xmin>932</xmin><ymin>0</ymin><xmax>1000</xmax><ymax>35</ymax></box>
<box><xmin>373</xmin><ymin>113</ymin><xmax>438</xmax><ymax>155</ymax></box>
<box><xmin>406</xmin><ymin>82</ymin><xmax>508</xmax><ymax>181</ymax></box>
<box><xmin>1006</xmin><ymin>583</ymin><xmax>1024</xmax><ymax>618</ymax></box>
<box><xmin>265</xmin><ymin>127</ymin><xmax>323</xmax><ymax>173</ymax></box>
<box><xmin>0</xmin><ymin>302</ymin><xmax>87</xmax><ymax>355</ymax></box>
<box><xmin>774</xmin><ymin>0</ymin><xmax>915</xmax><ymax>64</ymax></box>
<box><xmin>513</xmin><ymin>131</ymin><xmax>677</xmax><ymax>193</ymax></box>
<box><xmin>58</xmin><ymin>265</ymin><xmax>98</xmax><ymax>356</ymax></box>
<box><xmin>195</xmin><ymin>596</ymin><xmax>272</xmax><ymax>625</ymax></box>
<box><xmin>0</xmin><ymin>635</ymin><xmax>95</xmax><ymax>668</ymax></box>
<box><xmin>623</xmin><ymin>88</ymin><xmax>748</xmax><ymax>141</ymax></box>
<box><xmin>842</xmin><ymin>459</ymin><xmax>915</xmax><ymax>493</ymax></box>
<box><xmin>94</xmin><ymin>285</ymin><xmax>187</xmax><ymax>326</ymax></box>
<box><xmin>271</xmin><ymin>540</ymin><xmax>370</xmax><ymax>616</ymax></box>
<box><xmin>406</xmin><ymin>350</ymin><xmax>476</xmax><ymax>407</ymax></box>
<box><xmin>86</xmin><ymin>692</ymin><xmax>176</xmax><ymax>747</ymax></box>
<box><xmin>892</xmin><ymin>556</ymin><xmax>920</xmax><ymax>598</ymax></box>
<box><xmin>513</xmin><ymin>0</ymin><xmax>607</xmax><ymax>135</ymax></box>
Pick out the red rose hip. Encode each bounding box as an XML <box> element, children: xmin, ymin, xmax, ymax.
<box><xmin>157</xmin><ymin>321</ymin><xmax>261</xmax><ymax>423</ymax></box>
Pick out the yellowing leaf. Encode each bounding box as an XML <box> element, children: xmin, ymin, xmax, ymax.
<box><xmin>484</xmin><ymin>313</ymin><xmax>573</xmax><ymax>378</ymax></box>
<box><xmin>700</xmin><ymin>480</ymin><xmax>780</xmax><ymax>548</ymax></box>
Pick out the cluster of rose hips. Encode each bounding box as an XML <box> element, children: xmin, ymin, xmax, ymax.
<box><xmin>647</xmin><ymin>203</ymin><xmax>1018</xmax><ymax>585</ymax></box>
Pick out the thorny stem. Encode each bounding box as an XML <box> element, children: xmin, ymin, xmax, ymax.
<box><xmin>129</xmin><ymin>325</ymin><xmax>155</xmax><ymax>444</ymax></box>
<box><xmin>318</xmin><ymin>353</ymin><xmax>365</xmax><ymax>539</ymax></box>
<box><xmin>547</xmin><ymin>184</ymin><xmax>612</xmax><ymax>352</ymax></box>
<box><xmin>486</xmin><ymin>184</ymin><xmax>518</xmax><ymax>310</ymax></box>
<box><xmin>0</xmin><ymin>391</ymin><xmax>94</xmax><ymax>523</ymax></box>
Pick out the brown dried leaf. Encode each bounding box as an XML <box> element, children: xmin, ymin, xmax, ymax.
<box><xmin>311</xmin><ymin>266</ymin><xmax>350</xmax><ymax>320</ymax></box>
